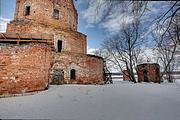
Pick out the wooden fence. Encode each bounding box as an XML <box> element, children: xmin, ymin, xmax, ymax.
<box><xmin>107</xmin><ymin>71</ymin><xmax>180</xmax><ymax>81</ymax></box>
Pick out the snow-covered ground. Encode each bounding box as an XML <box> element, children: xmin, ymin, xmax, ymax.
<box><xmin>1</xmin><ymin>81</ymin><xmax>180</xmax><ymax>120</ymax></box>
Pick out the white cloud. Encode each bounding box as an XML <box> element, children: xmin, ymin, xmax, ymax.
<box><xmin>74</xmin><ymin>0</ymin><xmax>89</xmax><ymax>5</ymax></box>
<box><xmin>87</xmin><ymin>46</ymin><xmax>98</xmax><ymax>54</ymax></box>
<box><xmin>101</xmin><ymin>13</ymin><xmax>134</xmax><ymax>33</ymax></box>
<box><xmin>81</xmin><ymin>0</ymin><xmax>110</xmax><ymax>28</ymax></box>
<box><xmin>85</xmin><ymin>24</ymin><xmax>95</xmax><ymax>29</ymax></box>
<box><xmin>0</xmin><ymin>17</ymin><xmax>11</xmax><ymax>33</ymax></box>
<box><xmin>80</xmin><ymin>0</ymin><xmax>135</xmax><ymax>33</ymax></box>
<box><xmin>80</xmin><ymin>1</ymin><xmax>168</xmax><ymax>35</ymax></box>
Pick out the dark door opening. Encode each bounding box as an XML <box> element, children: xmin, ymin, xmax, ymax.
<box><xmin>53</xmin><ymin>9</ymin><xmax>59</xmax><ymax>20</ymax></box>
<box><xmin>58</xmin><ymin>40</ymin><xmax>62</xmax><ymax>52</ymax></box>
<box><xmin>25</xmin><ymin>6</ymin><xmax>30</xmax><ymax>16</ymax></box>
<box><xmin>70</xmin><ymin>69</ymin><xmax>76</xmax><ymax>80</ymax></box>
<box><xmin>143</xmin><ymin>69</ymin><xmax>149</xmax><ymax>82</ymax></box>
<box><xmin>51</xmin><ymin>69</ymin><xmax>64</xmax><ymax>85</ymax></box>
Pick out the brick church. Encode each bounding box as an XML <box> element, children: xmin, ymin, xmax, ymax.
<box><xmin>0</xmin><ymin>0</ymin><xmax>104</xmax><ymax>95</ymax></box>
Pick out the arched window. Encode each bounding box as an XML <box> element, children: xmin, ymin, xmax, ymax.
<box><xmin>53</xmin><ymin>9</ymin><xmax>59</xmax><ymax>20</ymax></box>
<box><xmin>25</xmin><ymin>6</ymin><xmax>30</xmax><ymax>16</ymax></box>
<box><xmin>70</xmin><ymin>69</ymin><xmax>76</xmax><ymax>80</ymax></box>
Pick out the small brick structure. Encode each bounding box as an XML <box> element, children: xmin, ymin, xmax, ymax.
<box><xmin>52</xmin><ymin>53</ymin><xmax>104</xmax><ymax>84</ymax></box>
<box><xmin>123</xmin><ymin>70</ymin><xmax>131</xmax><ymax>81</ymax></box>
<box><xmin>0</xmin><ymin>0</ymin><xmax>104</xmax><ymax>96</ymax></box>
<box><xmin>137</xmin><ymin>63</ymin><xmax>160</xmax><ymax>83</ymax></box>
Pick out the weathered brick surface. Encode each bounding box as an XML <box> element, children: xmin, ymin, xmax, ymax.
<box><xmin>54</xmin><ymin>31</ymin><xmax>87</xmax><ymax>54</ymax></box>
<box><xmin>137</xmin><ymin>63</ymin><xmax>160</xmax><ymax>83</ymax></box>
<box><xmin>52</xmin><ymin>52</ymin><xmax>104</xmax><ymax>84</ymax></box>
<box><xmin>0</xmin><ymin>0</ymin><xmax>104</xmax><ymax>96</ymax></box>
<box><xmin>8</xmin><ymin>0</ymin><xmax>77</xmax><ymax>32</ymax></box>
<box><xmin>7</xmin><ymin>0</ymin><xmax>86</xmax><ymax>54</ymax></box>
<box><xmin>0</xmin><ymin>43</ymin><xmax>53</xmax><ymax>95</ymax></box>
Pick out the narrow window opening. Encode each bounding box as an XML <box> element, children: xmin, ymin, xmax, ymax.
<box><xmin>25</xmin><ymin>6</ymin><xmax>30</xmax><ymax>16</ymax></box>
<box><xmin>70</xmin><ymin>69</ymin><xmax>76</xmax><ymax>80</ymax></box>
<box><xmin>57</xmin><ymin>40</ymin><xmax>62</xmax><ymax>52</ymax></box>
<box><xmin>53</xmin><ymin>9</ymin><xmax>59</xmax><ymax>20</ymax></box>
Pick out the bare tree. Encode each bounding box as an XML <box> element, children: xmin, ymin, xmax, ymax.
<box><xmin>93</xmin><ymin>49</ymin><xmax>112</xmax><ymax>73</ymax></box>
<box><xmin>98</xmin><ymin>1</ymin><xmax>147</xmax><ymax>83</ymax></box>
<box><xmin>153</xmin><ymin>1</ymin><xmax>180</xmax><ymax>82</ymax></box>
<box><xmin>102</xmin><ymin>28</ymin><xmax>141</xmax><ymax>83</ymax></box>
<box><xmin>156</xmin><ymin>1</ymin><xmax>180</xmax><ymax>39</ymax></box>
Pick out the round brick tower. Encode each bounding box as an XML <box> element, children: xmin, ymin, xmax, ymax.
<box><xmin>4</xmin><ymin>0</ymin><xmax>104</xmax><ymax>87</ymax></box>
<box><xmin>7</xmin><ymin>0</ymin><xmax>78</xmax><ymax>32</ymax></box>
<box><xmin>7</xmin><ymin>0</ymin><xmax>86</xmax><ymax>54</ymax></box>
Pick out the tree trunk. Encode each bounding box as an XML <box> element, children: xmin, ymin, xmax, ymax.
<box><xmin>129</xmin><ymin>55</ymin><xmax>137</xmax><ymax>83</ymax></box>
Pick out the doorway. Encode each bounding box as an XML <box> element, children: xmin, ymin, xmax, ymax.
<box><xmin>51</xmin><ymin>69</ymin><xmax>64</xmax><ymax>85</ymax></box>
<box><xmin>143</xmin><ymin>69</ymin><xmax>149</xmax><ymax>82</ymax></box>
<box><xmin>70</xmin><ymin>69</ymin><xmax>76</xmax><ymax>80</ymax></box>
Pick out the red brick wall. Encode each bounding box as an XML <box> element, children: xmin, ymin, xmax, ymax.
<box><xmin>0</xmin><ymin>0</ymin><xmax>105</xmax><ymax>96</ymax></box>
<box><xmin>0</xmin><ymin>43</ymin><xmax>53</xmax><ymax>95</ymax></box>
<box><xmin>7</xmin><ymin>25</ymin><xmax>87</xmax><ymax>54</ymax></box>
<box><xmin>137</xmin><ymin>63</ymin><xmax>160</xmax><ymax>83</ymax></box>
<box><xmin>54</xmin><ymin>31</ymin><xmax>87</xmax><ymax>54</ymax></box>
<box><xmin>10</xmin><ymin>0</ymin><xmax>77</xmax><ymax>32</ymax></box>
<box><xmin>52</xmin><ymin>52</ymin><xmax>104</xmax><ymax>84</ymax></box>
